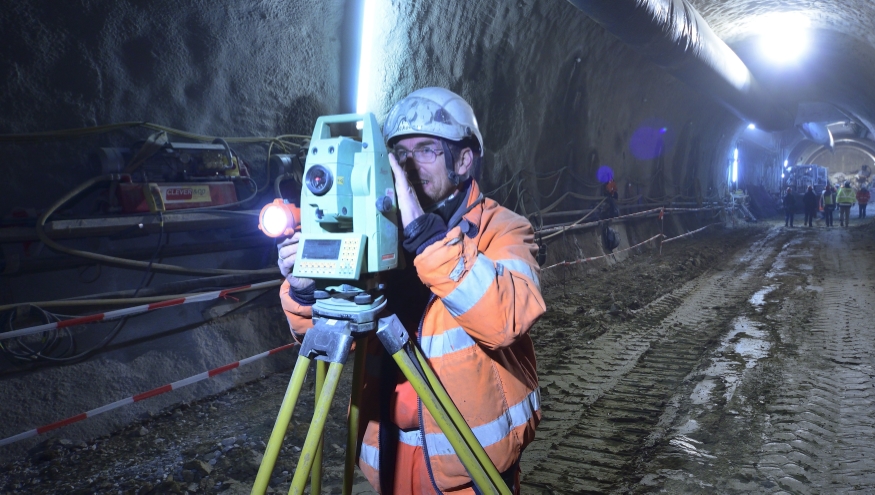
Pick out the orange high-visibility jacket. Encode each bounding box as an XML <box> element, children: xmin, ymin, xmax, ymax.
<box><xmin>280</xmin><ymin>180</ymin><xmax>546</xmax><ymax>493</ymax></box>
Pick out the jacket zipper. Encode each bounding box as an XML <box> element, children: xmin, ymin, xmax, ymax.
<box><xmin>416</xmin><ymin>190</ymin><xmax>481</xmax><ymax>494</ymax></box>
<box><xmin>418</xmin><ymin>295</ymin><xmax>443</xmax><ymax>494</ymax></box>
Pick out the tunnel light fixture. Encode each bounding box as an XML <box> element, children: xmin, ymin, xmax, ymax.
<box><xmin>732</xmin><ymin>147</ymin><xmax>739</xmax><ymax>183</ymax></box>
<box><xmin>755</xmin><ymin>12</ymin><xmax>811</xmax><ymax>64</ymax></box>
<box><xmin>747</xmin><ymin>123</ymin><xmax>756</xmax><ymax>130</ymax></box>
<box><xmin>784</xmin><ymin>159</ymin><xmax>789</xmax><ymax>168</ymax></box>
<box><xmin>355</xmin><ymin>0</ymin><xmax>376</xmax><ymax>128</ymax></box>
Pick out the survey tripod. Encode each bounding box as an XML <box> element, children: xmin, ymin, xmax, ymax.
<box><xmin>251</xmin><ymin>285</ymin><xmax>512</xmax><ymax>495</ymax></box>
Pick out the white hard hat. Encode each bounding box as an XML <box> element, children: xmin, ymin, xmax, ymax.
<box><xmin>383</xmin><ymin>87</ymin><xmax>484</xmax><ymax>156</ymax></box>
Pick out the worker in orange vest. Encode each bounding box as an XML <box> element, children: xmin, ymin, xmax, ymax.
<box><xmin>278</xmin><ymin>87</ymin><xmax>545</xmax><ymax>494</ymax></box>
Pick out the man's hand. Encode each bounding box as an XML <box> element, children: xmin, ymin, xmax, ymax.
<box><xmin>277</xmin><ymin>232</ymin><xmax>315</xmax><ymax>291</ymax></box>
<box><xmin>388</xmin><ymin>153</ymin><xmax>426</xmax><ymax>228</ymax></box>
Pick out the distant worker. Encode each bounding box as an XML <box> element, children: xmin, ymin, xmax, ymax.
<box><xmin>856</xmin><ymin>186</ymin><xmax>870</xmax><ymax>219</ymax></box>
<box><xmin>802</xmin><ymin>185</ymin><xmax>818</xmax><ymax>227</ymax></box>
<box><xmin>278</xmin><ymin>87</ymin><xmax>544</xmax><ymax>494</ymax></box>
<box><xmin>837</xmin><ymin>181</ymin><xmax>856</xmax><ymax>227</ymax></box>
<box><xmin>821</xmin><ymin>183</ymin><xmax>837</xmax><ymax>227</ymax></box>
<box><xmin>604</xmin><ymin>178</ymin><xmax>619</xmax><ymax>218</ymax></box>
<box><xmin>782</xmin><ymin>187</ymin><xmax>796</xmax><ymax>227</ymax></box>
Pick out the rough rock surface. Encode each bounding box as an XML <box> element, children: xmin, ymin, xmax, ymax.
<box><xmin>4</xmin><ymin>1</ymin><xmax>875</xmax><ymax>488</ymax></box>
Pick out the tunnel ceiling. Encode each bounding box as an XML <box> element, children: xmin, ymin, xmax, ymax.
<box><xmin>688</xmin><ymin>0</ymin><xmax>875</xmax><ymax>132</ymax></box>
<box><xmin>689</xmin><ymin>0</ymin><xmax>875</xmax><ymax>45</ymax></box>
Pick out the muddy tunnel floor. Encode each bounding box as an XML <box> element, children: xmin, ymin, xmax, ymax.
<box><xmin>2</xmin><ymin>220</ymin><xmax>875</xmax><ymax>494</ymax></box>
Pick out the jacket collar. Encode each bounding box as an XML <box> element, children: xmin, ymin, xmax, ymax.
<box><xmin>447</xmin><ymin>179</ymin><xmax>485</xmax><ymax>231</ymax></box>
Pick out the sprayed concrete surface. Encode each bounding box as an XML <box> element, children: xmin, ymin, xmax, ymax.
<box><xmin>2</xmin><ymin>220</ymin><xmax>874</xmax><ymax>494</ymax></box>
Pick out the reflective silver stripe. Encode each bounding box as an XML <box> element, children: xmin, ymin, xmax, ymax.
<box><xmin>420</xmin><ymin>327</ymin><xmax>476</xmax><ymax>359</ymax></box>
<box><xmin>496</xmin><ymin>258</ymin><xmax>540</xmax><ymax>290</ymax></box>
<box><xmin>360</xmin><ymin>443</ymin><xmax>379</xmax><ymax>470</ymax></box>
<box><xmin>399</xmin><ymin>429</ymin><xmax>422</xmax><ymax>447</ymax></box>
<box><xmin>425</xmin><ymin>388</ymin><xmax>541</xmax><ymax>456</ymax></box>
<box><xmin>443</xmin><ymin>254</ymin><xmax>495</xmax><ymax>317</ymax></box>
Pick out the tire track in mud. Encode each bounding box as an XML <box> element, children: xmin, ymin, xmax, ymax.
<box><xmin>615</xmin><ymin>227</ymin><xmax>875</xmax><ymax>494</ymax></box>
<box><xmin>523</xmin><ymin>229</ymin><xmax>790</xmax><ymax>493</ymax></box>
<box><xmin>754</xmin><ymin>229</ymin><xmax>875</xmax><ymax>494</ymax></box>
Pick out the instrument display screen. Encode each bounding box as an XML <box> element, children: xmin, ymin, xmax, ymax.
<box><xmin>301</xmin><ymin>239</ymin><xmax>342</xmax><ymax>260</ymax></box>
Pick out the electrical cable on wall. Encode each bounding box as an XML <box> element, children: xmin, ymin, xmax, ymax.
<box><xmin>0</xmin><ymin>279</ymin><xmax>283</xmax><ymax>367</ymax></box>
<box><xmin>0</xmin><ymin>121</ymin><xmax>312</xmax><ymax>366</ymax></box>
<box><xmin>4</xmin><ymin>119</ymin><xmax>312</xmax><ymax>277</ymax></box>
<box><xmin>1</xmin><ymin>213</ymin><xmax>166</xmax><ymax>364</ymax></box>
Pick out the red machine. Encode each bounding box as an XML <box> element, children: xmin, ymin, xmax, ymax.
<box><xmin>116</xmin><ymin>182</ymin><xmax>239</xmax><ymax>213</ymax></box>
<box><xmin>99</xmin><ymin>140</ymin><xmax>249</xmax><ymax>213</ymax></box>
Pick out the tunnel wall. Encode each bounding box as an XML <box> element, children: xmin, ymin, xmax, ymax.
<box><xmin>0</xmin><ymin>0</ymin><xmax>741</xmax><ymax>458</ymax></box>
<box><xmin>0</xmin><ymin>0</ymin><xmax>347</xmax><ymax>462</ymax></box>
<box><xmin>365</xmin><ymin>0</ymin><xmax>739</xmax><ymax>282</ymax></box>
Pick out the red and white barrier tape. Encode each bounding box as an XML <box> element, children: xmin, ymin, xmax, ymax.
<box><xmin>1</xmin><ymin>280</ymin><xmax>282</xmax><ymax>342</ymax></box>
<box><xmin>543</xmin><ymin>219</ymin><xmax>723</xmax><ymax>271</ymax></box>
<box><xmin>659</xmin><ymin>223</ymin><xmax>721</xmax><ymax>253</ymax></box>
<box><xmin>536</xmin><ymin>206</ymin><xmax>667</xmax><ymax>237</ymax></box>
<box><xmin>543</xmin><ymin>233</ymin><xmax>664</xmax><ymax>271</ymax></box>
<box><xmin>535</xmin><ymin>205</ymin><xmax>724</xmax><ymax>239</ymax></box>
<box><xmin>0</xmin><ymin>342</ymin><xmax>297</xmax><ymax>447</ymax></box>
<box><xmin>660</xmin><ymin>222</ymin><xmax>721</xmax><ymax>245</ymax></box>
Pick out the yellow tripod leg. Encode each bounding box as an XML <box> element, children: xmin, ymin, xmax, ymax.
<box><xmin>252</xmin><ymin>354</ymin><xmax>312</xmax><ymax>495</ymax></box>
<box><xmin>388</xmin><ymin>348</ymin><xmax>508</xmax><ymax>495</ymax></box>
<box><xmin>410</xmin><ymin>346</ymin><xmax>512</xmax><ymax>495</ymax></box>
<box><xmin>289</xmin><ymin>361</ymin><xmax>344</xmax><ymax>495</ymax></box>
<box><xmin>343</xmin><ymin>344</ymin><xmax>366</xmax><ymax>495</ymax></box>
<box><xmin>310</xmin><ymin>360</ymin><xmax>327</xmax><ymax>495</ymax></box>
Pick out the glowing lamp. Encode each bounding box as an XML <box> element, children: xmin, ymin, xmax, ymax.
<box><xmin>258</xmin><ymin>199</ymin><xmax>301</xmax><ymax>238</ymax></box>
<box><xmin>755</xmin><ymin>12</ymin><xmax>811</xmax><ymax>64</ymax></box>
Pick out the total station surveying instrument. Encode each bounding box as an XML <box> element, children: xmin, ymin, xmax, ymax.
<box><xmin>252</xmin><ymin>113</ymin><xmax>512</xmax><ymax>495</ymax></box>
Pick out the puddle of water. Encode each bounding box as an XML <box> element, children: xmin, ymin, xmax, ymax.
<box><xmin>735</xmin><ymin>331</ymin><xmax>770</xmax><ymax>367</ymax></box>
<box><xmin>669</xmin><ymin>435</ymin><xmax>716</xmax><ymax>459</ymax></box>
<box><xmin>676</xmin><ymin>419</ymin><xmax>699</xmax><ymax>435</ymax></box>
<box><xmin>673</xmin><ymin>317</ymin><xmax>772</xmax><ymax>468</ymax></box>
<box><xmin>805</xmin><ymin>285</ymin><xmax>823</xmax><ymax>292</ymax></box>
<box><xmin>690</xmin><ymin>317</ymin><xmax>772</xmax><ymax>406</ymax></box>
<box><xmin>797</xmin><ymin>264</ymin><xmax>813</xmax><ymax>271</ymax></box>
<box><xmin>690</xmin><ymin>380</ymin><xmax>716</xmax><ymax>405</ymax></box>
<box><xmin>749</xmin><ymin>286</ymin><xmax>775</xmax><ymax>307</ymax></box>
<box><xmin>765</xmin><ymin>259</ymin><xmax>786</xmax><ymax>278</ymax></box>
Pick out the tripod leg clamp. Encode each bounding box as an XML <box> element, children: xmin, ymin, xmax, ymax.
<box><xmin>299</xmin><ymin>320</ymin><xmax>354</xmax><ymax>363</ymax></box>
<box><xmin>376</xmin><ymin>314</ymin><xmax>410</xmax><ymax>354</ymax></box>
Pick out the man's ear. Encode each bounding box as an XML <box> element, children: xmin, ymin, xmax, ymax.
<box><xmin>455</xmin><ymin>148</ymin><xmax>474</xmax><ymax>176</ymax></box>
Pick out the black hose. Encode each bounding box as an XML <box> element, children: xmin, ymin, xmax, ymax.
<box><xmin>1</xmin><ymin>214</ymin><xmax>167</xmax><ymax>365</ymax></box>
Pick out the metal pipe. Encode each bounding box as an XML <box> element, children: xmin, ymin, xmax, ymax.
<box><xmin>566</xmin><ymin>0</ymin><xmax>794</xmax><ymax>131</ymax></box>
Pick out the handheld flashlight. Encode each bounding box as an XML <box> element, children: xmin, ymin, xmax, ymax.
<box><xmin>258</xmin><ymin>198</ymin><xmax>301</xmax><ymax>237</ymax></box>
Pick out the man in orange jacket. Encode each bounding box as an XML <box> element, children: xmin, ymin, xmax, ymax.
<box><xmin>277</xmin><ymin>87</ymin><xmax>545</xmax><ymax>494</ymax></box>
